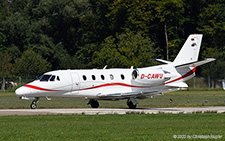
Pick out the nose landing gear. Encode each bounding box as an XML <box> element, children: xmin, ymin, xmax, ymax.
<box><xmin>30</xmin><ymin>97</ymin><xmax>40</xmax><ymax>109</ymax></box>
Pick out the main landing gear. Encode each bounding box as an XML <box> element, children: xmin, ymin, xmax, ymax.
<box><xmin>30</xmin><ymin>97</ymin><xmax>40</xmax><ymax>109</ymax></box>
<box><xmin>127</xmin><ymin>98</ymin><xmax>138</xmax><ymax>109</ymax></box>
<box><xmin>87</xmin><ymin>98</ymin><xmax>138</xmax><ymax>109</ymax></box>
<box><xmin>88</xmin><ymin>99</ymin><xmax>99</xmax><ymax>108</ymax></box>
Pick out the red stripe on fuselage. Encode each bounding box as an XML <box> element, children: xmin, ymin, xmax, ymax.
<box><xmin>77</xmin><ymin>83</ymin><xmax>145</xmax><ymax>91</ymax></box>
<box><xmin>24</xmin><ymin>85</ymin><xmax>61</xmax><ymax>91</ymax></box>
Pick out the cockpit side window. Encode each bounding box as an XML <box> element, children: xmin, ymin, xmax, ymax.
<box><xmin>40</xmin><ymin>75</ymin><xmax>51</xmax><ymax>81</ymax></box>
<box><xmin>50</xmin><ymin>75</ymin><xmax>56</xmax><ymax>81</ymax></box>
<box><xmin>36</xmin><ymin>74</ymin><xmax>44</xmax><ymax>80</ymax></box>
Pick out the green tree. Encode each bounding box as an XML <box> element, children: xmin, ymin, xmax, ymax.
<box><xmin>197</xmin><ymin>1</ymin><xmax>225</xmax><ymax>49</ymax></box>
<box><xmin>197</xmin><ymin>1</ymin><xmax>225</xmax><ymax>80</ymax></box>
<box><xmin>2</xmin><ymin>12</ymin><xmax>30</xmax><ymax>52</ymax></box>
<box><xmin>76</xmin><ymin>43</ymin><xmax>99</xmax><ymax>68</ymax></box>
<box><xmin>31</xmin><ymin>0</ymin><xmax>96</xmax><ymax>54</ymax></box>
<box><xmin>14</xmin><ymin>49</ymin><xmax>51</xmax><ymax>76</ymax></box>
<box><xmin>107</xmin><ymin>0</ymin><xmax>185</xmax><ymax>61</ymax></box>
<box><xmin>0</xmin><ymin>53</ymin><xmax>13</xmax><ymax>77</ymax></box>
<box><xmin>92</xmin><ymin>30</ymin><xmax>159</xmax><ymax>68</ymax></box>
<box><xmin>0</xmin><ymin>0</ymin><xmax>10</xmax><ymax>20</ymax></box>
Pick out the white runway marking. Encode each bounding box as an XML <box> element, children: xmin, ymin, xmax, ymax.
<box><xmin>0</xmin><ymin>107</ymin><xmax>225</xmax><ymax>116</ymax></box>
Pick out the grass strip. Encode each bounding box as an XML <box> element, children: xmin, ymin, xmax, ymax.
<box><xmin>0</xmin><ymin>114</ymin><xmax>224</xmax><ymax>140</ymax></box>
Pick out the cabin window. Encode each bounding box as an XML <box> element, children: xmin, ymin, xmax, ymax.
<box><xmin>57</xmin><ymin>76</ymin><xmax>60</xmax><ymax>81</ymax></box>
<box><xmin>101</xmin><ymin>75</ymin><xmax>105</xmax><ymax>80</ymax></box>
<box><xmin>50</xmin><ymin>75</ymin><xmax>56</xmax><ymax>81</ymax></box>
<box><xmin>110</xmin><ymin>74</ymin><xmax>114</xmax><ymax>80</ymax></box>
<box><xmin>121</xmin><ymin>74</ymin><xmax>125</xmax><ymax>80</ymax></box>
<box><xmin>92</xmin><ymin>75</ymin><xmax>96</xmax><ymax>80</ymax></box>
<box><xmin>83</xmin><ymin>75</ymin><xmax>87</xmax><ymax>81</ymax></box>
<box><xmin>132</xmin><ymin>70</ymin><xmax>138</xmax><ymax>79</ymax></box>
<box><xmin>40</xmin><ymin>75</ymin><xmax>51</xmax><ymax>81</ymax></box>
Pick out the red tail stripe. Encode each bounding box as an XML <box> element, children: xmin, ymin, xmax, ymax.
<box><xmin>165</xmin><ymin>67</ymin><xmax>196</xmax><ymax>84</ymax></box>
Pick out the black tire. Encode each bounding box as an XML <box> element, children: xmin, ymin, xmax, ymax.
<box><xmin>30</xmin><ymin>103</ymin><xmax>37</xmax><ymax>109</ymax></box>
<box><xmin>90</xmin><ymin>100</ymin><xmax>99</xmax><ymax>108</ymax></box>
<box><xmin>127</xmin><ymin>101</ymin><xmax>137</xmax><ymax>109</ymax></box>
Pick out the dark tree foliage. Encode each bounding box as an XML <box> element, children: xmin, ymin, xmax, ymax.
<box><xmin>0</xmin><ymin>0</ymin><xmax>223</xmax><ymax>80</ymax></box>
<box><xmin>92</xmin><ymin>30</ymin><xmax>159</xmax><ymax>68</ymax></box>
<box><xmin>0</xmin><ymin>52</ymin><xmax>13</xmax><ymax>77</ymax></box>
<box><xmin>14</xmin><ymin>49</ymin><xmax>51</xmax><ymax>77</ymax></box>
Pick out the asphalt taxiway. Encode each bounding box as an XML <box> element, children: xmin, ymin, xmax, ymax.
<box><xmin>0</xmin><ymin>107</ymin><xmax>225</xmax><ymax>116</ymax></box>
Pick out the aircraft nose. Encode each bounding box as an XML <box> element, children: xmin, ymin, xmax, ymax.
<box><xmin>15</xmin><ymin>87</ymin><xmax>23</xmax><ymax>96</ymax></box>
<box><xmin>15</xmin><ymin>86</ymin><xmax>30</xmax><ymax>97</ymax></box>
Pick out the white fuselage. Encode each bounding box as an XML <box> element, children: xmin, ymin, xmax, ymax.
<box><xmin>15</xmin><ymin>64</ymin><xmax>196</xmax><ymax>100</ymax></box>
<box><xmin>14</xmin><ymin>34</ymin><xmax>215</xmax><ymax>109</ymax></box>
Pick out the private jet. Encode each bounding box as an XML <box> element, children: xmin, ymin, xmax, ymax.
<box><xmin>15</xmin><ymin>34</ymin><xmax>215</xmax><ymax>109</ymax></box>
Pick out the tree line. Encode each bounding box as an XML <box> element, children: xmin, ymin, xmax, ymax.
<box><xmin>0</xmin><ymin>0</ymin><xmax>224</xmax><ymax>81</ymax></box>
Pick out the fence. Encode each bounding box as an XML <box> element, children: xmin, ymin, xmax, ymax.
<box><xmin>0</xmin><ymin>76</ymin><xmax>37</xmax><ymax>91</ymax></box>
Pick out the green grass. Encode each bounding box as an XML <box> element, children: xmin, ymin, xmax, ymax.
<box><xmin>0</xmin><ymin>90</ymin><xmax>225</xmax><ymax>109</ymax></box>
<box><xmin>0</xmin><ymin>114</ymin><xmax>224</xmax><ymax>140</ymax></box>
<box><xmin>1</xmin><ymin>91</ymin><xmax>225</xmax><ymax>140</ymax></box>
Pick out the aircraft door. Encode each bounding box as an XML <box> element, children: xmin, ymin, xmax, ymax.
<box><xmin>70</xmin><ymin>73</ymin><xmax>80</xmax><ymax>94</ymax></box>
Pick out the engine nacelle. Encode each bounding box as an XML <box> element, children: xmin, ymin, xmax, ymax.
<box><xmin>132</xmin><ymin>68</ymin><xmax>165</xmax><ymax>85</ymax></box>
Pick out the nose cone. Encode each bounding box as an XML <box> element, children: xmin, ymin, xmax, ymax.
<box><xmin>15</xmin><ymin>87</ymin><xmax>23</xmax><ymax>97</ymax></box>
<box><xmin>15</xmin><ymin>86</ymin><xmax>30</xmax><ymax>97</ymax></box>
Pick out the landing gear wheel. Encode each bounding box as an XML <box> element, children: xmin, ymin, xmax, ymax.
<box><xmin>30</xmin><ymin>97</ymin><xmax>40</xmax><ymax>109</ymax></box>
<box><xmin>30</xmin><ymin>103</ymin><xmax>37</xmax><ymax>109</ymax></box>
<box><xmin>127</xmin><ymin>100</ymin><xmax>137</xmax><ymax>109</ymax></box>
<box><xmin>88</xmin><ymin>99</ymin><xmax>99</xmax><ymax>108</ymax></box>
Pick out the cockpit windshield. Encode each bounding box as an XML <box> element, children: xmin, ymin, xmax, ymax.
<box><xmin>36</xmin><ymin>74</ymin><xmax>44</xmax><ymax>80</ymax></box>
<box><xmin>40</xmin><ymin>75</ymin><xmax>51</xmax><ymax>81</ymax></box>
<box><xmin>36</xmin><ymin>74</ymin><xmax>60</xmax><ymax>82</ymax></box>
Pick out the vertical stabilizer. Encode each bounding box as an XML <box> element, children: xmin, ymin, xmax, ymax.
<box><xmin>173</xmin><ymin>34</ymin><xmax>203</xmax><ymax>66</ymax></box>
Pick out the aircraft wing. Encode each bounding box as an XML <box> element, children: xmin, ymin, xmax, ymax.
<box><xmin>96</xmin><ymin>88</ymin><xmax>184</xmax><ymax>99</ymax></box>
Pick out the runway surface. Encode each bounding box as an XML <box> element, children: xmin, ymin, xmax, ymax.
<box><xmin>0</xmin><ymin>106</ymin><xmax>225</xmax><ymax>116</ymax></box>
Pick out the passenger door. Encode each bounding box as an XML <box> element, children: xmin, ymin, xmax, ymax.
<box><xmin>70</xmin><ymin>73</ymin><xmax>80</xmax><ymax>94</ymax></box>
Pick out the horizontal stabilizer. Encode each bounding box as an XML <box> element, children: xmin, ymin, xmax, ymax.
<box><xmin>165</xmin><ymin>82</ymin><xmax>188</xmax><ymax>88</ymax></box>
<box><xmin>155</xmin><ymin>59</ymin><xmax>172</xmax><ymax>64</ymax></box>
<box><xmin>175</xmin><ymin>58</ymin><xmax>215</xmax><ymax>68</ymax></box>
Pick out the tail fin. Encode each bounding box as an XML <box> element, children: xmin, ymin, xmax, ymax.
<box><xmin>161</xmin><ymin>34</ymin><xmax>215</xmax><ymax>88</ymax></box>
<box><xmin>173</xmin><ymin>34</ymin><xmax>203</xmax><ymax>66</ymax></box>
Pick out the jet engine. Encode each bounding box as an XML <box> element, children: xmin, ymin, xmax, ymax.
<box><xmin>132</xmin><ymin>68</ymin><xmax>166</xmax><ymax>85</ymax></box>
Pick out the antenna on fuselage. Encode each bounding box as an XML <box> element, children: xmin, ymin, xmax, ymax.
<box><xmin>103</xmin><ymin>65</ymin><xmax>107</xmax><ymax>69</ymax></box>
